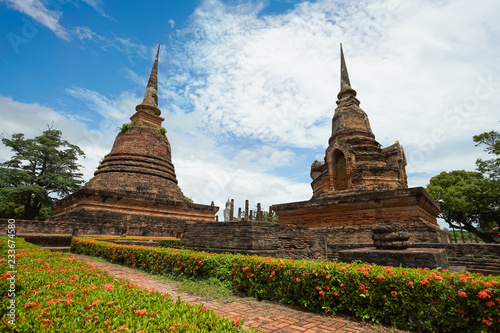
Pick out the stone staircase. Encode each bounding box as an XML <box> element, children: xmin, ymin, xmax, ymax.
<box><xmin>448</xmin><ymin>258</ymin><xmax>500</xmax><ymax>276</ymax></box>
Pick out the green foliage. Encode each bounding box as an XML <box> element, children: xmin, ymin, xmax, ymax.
<box><xmin>262</xmin><ymin>211</ymin><xmax>279</xmax><ymax>223</ymax></box>
<box><xmin>71</xmin><ymin>237</ymin><xmax>500</xmax><ymax>332</ymax></box>
<box><xmin>156</xmin><ymin>127</ymin><xmax>167</xmax><ymax>135</ymax></box>
<box><xmin>0</xmin><ymin>127</ymin><xmax>85</xmax><ymax>219</ymax></box>
<box><xmin>119</xmin><ymin>121</ymin><xmax>145</xmax><ymax>134</ymax></box>
<box><xmin>185</xmin><ymin>196</ymin><xmax>194</xmax><ymax>203</ymax></box>
<box><xmin>158</xmin><ymin>239</ymin><xmax>181</xmax><ymax>248</ymax></box>
<box><xmin>0</xmin><ymin>237</ymin><xmax>253</xmax><ymax>332</ymax></box>
<box><xmin>474</xmin><ymin>129</ymin><xmax>500</xmax><ymax>180</ymax></box>
<box><xmin>427</xmin><ymin>171</ymin><xmax>497</xmax><ymax>243</ymax></box>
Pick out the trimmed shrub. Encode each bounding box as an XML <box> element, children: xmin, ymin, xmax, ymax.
<box><xmin>158</xmin><ymin>239</ymin><xmax>181</xmax><ymax>248</ymax></box>
<box><xmin>71</xmin><ymin>237</ymin><xmax>500</xmax><ymax>332</ymax></box>
<box><xmin>0</xmin><ymin>237</ymin><xmax>254</xmax><ymax>332</ymax></box>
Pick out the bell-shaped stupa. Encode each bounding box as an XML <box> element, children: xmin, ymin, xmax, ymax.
<box><xmin>51</xmin><ymin>45</ymin><xmax>218</xmax><ymax>237</ymax></box>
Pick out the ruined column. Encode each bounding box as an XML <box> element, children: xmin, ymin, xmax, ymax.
<box><xmin>268</xmin><ymin>206</ymin><xmax>274</xmax><ymax>223</ymax></box>
<box><xmin>230</xmin><ymin>199</ymin><xmax>234</xmax><ymax>221</ymax></box>
<box><xmin>249</xmin><ymin>210</ymin><xmax>253</xmax><ymax>220</ymax></box>
<box><xmin>245</xmin><ymin>200</ymin><xmax>249</xmax><ymax>220</ymax></box>
<box><xmin>238</xmin><ymin>207</ymin><xmax>242</xmax><ymax>220</ymax></box>
<box><xmin>257</xmin><ymin>203</ymin><xmax>262</xmax><ymax>221</ymax></box>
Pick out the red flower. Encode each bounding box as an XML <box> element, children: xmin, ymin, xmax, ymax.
<box><xmin>24</xmin><ymin>302</ymin><xmax>40</xmax><ymax>309</ymax></box>
<box><xmin>478</xmin><ymin>289</ymin><xmax>492</xmax><ymax>299</ymax></box>
<box><xmin>296</xmin><ymin>277</ymin><xmax>300</xmax><ymax>283</ymax></box>
<box><xmin>407</xmin><ymin>281</ymin><xmax>414</xmax><ymax>286</ymax></box>
<box><xmin>101</xmin><ymin>284</ymin><xmax>114</xmax><ymax>290</ymax></box>
<box><xmin>482</xmin><ymin>317</ymin><xmax>492</xmax><ymax>326</ymax></box>
<box><xmin>486</xmin><ymin>300</ymin><xmax>495</xmax><ymax>307</ymax></box>
<box><xmin>420</xmin><ymin>278</ymin><xmax>430</xmax><ymax>285</ymax></box>
<box><xmin>456</xmin><ymin>308</ymin><xmax>464</xmax><ymax>314</ymax></box>
<box><xmin>135</xmin><ymin>309</ymin><xmax>146</xmax><ymax>316</ymax></box>
<box><xmin>458</xmin><ymin>290</ymin><xmax>467</xmax><ymax>297</ymax></box>
<box><xmin>232</xmin><ymin>318</ymin><xmax>241</xmax><ymax>327</ymax></box>
<box><xmin>391</xmin><ymin>291</ymin><xmax>397</xmax><ymax>296</ymax></box>
<box><xmin>377</xmin><ymin>275</ymin><xmax>384</xmax><ymax>280</ymax></box>
<box><xmin>326</xmin><ymin>275</ymin><xmax>331</xmax><ymax>279</ymax></box>
<box><xmin>359</xmin><ymin>284</ymin><xmax>368</xmax><ymax>294</ymax></box>
<box><xmin>107</xmin><ymin>301</ymin><xmax>116</xmax><ymax>307</ymax></box>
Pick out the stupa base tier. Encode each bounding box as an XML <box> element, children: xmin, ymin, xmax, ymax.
<box><xmin>272</xmin><ymin>187</ymin><xmax>450</xmax><ymax>244</ymax></box>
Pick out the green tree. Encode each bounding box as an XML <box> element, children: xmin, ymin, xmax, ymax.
<box><xmin>0</xmin><ymin>127</ymin><xmax>85</xmax><ymax>220</ymax></box>
<box><xmin>427</xmin><ymin>170</ymin><xmax>498</xmax><ymax>243</ymax></box>
<box><xmin>474</xmin><ymin>129</ymin><xmax>500</xmax><ymax>179</ymax></box>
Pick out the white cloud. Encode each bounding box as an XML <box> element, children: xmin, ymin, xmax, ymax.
<box><xmin>75</xmin><ymin>26</ymin><xmax>103</xmax><ymax>41</ymax></box>
<box><xmin>65</xmin><ymin>87</ymin><xmax>137</xmax><ymax>121</ymax></box>
<box><xmin>166</xmin><ymin>0</ymin><xmax>500</xmax><ymax>189</ymax></box>
<box><xmin>169</xmin><ymin>19</ymin><xmax>175</xmax><ymax>28</ymax></box>
<box><xmin>0</xmin><ymin>95</ymin><xmax>106</xmax><ymax>182</ymax></box>
<box><xmin>1</xmin><ymin>0</ymin><xmax>70</xmax><ymax>39</ymax></box>
<box><xmin>80</xmin><ymin>0</ymin><xmax>109</xmax><ymax>18</ymax></box>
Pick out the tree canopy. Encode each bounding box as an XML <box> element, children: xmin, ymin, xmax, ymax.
<box><xmin>0</xmin><ymin>127</ymin><xmax>85</xmax><ymax>220</ymax></box>
<box><xmin>427</xmin><ymin>129</ymin><xmax>500</xmax><ymax>243</ymax></box>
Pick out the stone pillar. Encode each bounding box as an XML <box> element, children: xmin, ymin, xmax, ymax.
<box><xmin>257</xmin><ymin>203</ymin><xmax>262</xmax><ymax>221</ymax></box>
<box><xmin>249</xmin><ymin>210</ymin><xmax>253</xmax><ymax>220</ymax></box>
<box><xmin>268</xmin><ymin>206</ymin><xmax>274</xmax><ymax>223</ymax></box>
<box><xmin>238</xmin><ymin>208</ymin><xmax>242</xmax><ymax>220</ymax></box>
<box><xmin>245</xmin><ymin>200</ymin><xmax>249</xmax><ymax>220</ymax></box>
<box><xmin>230</xmin><ymin>199</ymin><xmax>234</xmax><ymax>221</ymax></box>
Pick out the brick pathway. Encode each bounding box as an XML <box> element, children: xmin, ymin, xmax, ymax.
<box><xmin>72</xmin><ymin>254</ymin><xmax>406</xmax><ymax>333</ymax></box>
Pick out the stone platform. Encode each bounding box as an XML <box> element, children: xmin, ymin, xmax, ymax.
<box><xmin>338</xmin><ymin>247</ymin><xmax>450</xmax><ymax>269</ymax></box>
<box><xmin>271</xmin><ymin>187</ymin><xmax>450</xmax><ymax>244</ymax></box>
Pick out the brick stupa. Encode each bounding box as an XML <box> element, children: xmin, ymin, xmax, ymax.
<box><xmin>272</xmin><ymin>45</ymin><xmax>449</xmax><ymax>244</ymax></box>
<box><xmin>51</xmin><ymin>46</ymin><xmax>218</xmax><ymax>237</ymax></box>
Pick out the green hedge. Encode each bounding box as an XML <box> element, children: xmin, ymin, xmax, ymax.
<box><xmin>71</xmin><ymin>237</ymin><xmax>500</xmax><ymax>332</ymax></box>
<box><xmin>158</xmin><ymin>239</ymin><xmax>181</xmax><ymax>248</ymax></box>
<box><xmin>0</xmin><ymin>237</ymin><xmax>254</xmax><ymax>332</ymax></box>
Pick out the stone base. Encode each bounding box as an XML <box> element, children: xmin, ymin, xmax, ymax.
<box><xmin>338</xmin><ymin>247</ymin><xmax>450</xmax><ymax>269</ymax></box>
<box><xmin>48</xmin><ymin>188</ymin><xmax>218</xmax><ymax>237</ymax></box>
<box><xmin>271</xmin><ymin>187</ymin><xmax>450</xmax><ymax>244</ymax></box>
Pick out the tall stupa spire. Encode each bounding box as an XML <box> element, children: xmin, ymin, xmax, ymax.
<box><xmin>136</xmin><ymin>45</ymin><xmax>161</xmax><ymax>116</ymax></box>
<box><xmin>337</xmin><ymin>43</ymin><xmax>357</xmax><ymax>101</ymax></box>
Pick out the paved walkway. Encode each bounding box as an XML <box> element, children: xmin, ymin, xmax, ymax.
<box><xmin>72</xmin><ymin>254</ymin><xmax>406</xmax><ymax>333</ymax></box>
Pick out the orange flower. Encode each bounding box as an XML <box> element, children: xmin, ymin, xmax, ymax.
<box><xmin>391</xmin><ymin>291</ymin><xmax>397</xmax><ymax>296</ymax></box>
<box><xmin>101</xmin><ymin>284</ymin><xmax>114</xmax><ymax>290</ymax></box>
<box><xmin>482</xmin><ymin>317</ymin><xmax>492</xmax><ymax>326</ymax></box>
<box><xmin>478</xmin><ymin>289</ymin><xmax>492</xmax><ymax>299</ymax></box>
<box><xmin>296</xmin><ymin>277</ymin><xmax>301</xmax><ymax>283</ymax></box>
<box><xmin>456</xmin><ymin>308</ymin><xmax>464</xmax><ymax>314</ymax></box>
<box><xmin>24</xmin><ymin>302</ymin><xmax>40</xmax><ymax>309</ymax></box>
<box><xmin>377</xmin><ymin>275</ymin><xmax>384</xmax><ymax>280</ymax></box>
<box><xmin>359</xmin><ymin>284</ymin><xmax>368</xmax><ymax>294</ymax></box>
<box><xmin>486</xmin><ymin>300</ymin><xmax>495</xmax><ymax>307</ymax></box>
<box><xmin>458</xmin><ymin>290</ymin><xmax>467</xmax><ymax>297</ymax></box>
<box><xmin>326</xmin><ymin>275</ymin><xmax>331</xmax><ymax>279</ymax></box>
<box><xmin>420</xmin><ymin>278</ymin><xmax>430</xmax><ymax>285</ymax></box>
<box><xmin>407</xmin><ymin>281</ymin><xmax>414</xmax><ymax>286</ymax></box>
<box><xmin>135</xmin><ymin>309</ymin><xmax>146</xmax><ymax>316</ymax></box>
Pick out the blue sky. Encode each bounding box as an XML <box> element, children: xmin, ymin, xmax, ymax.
<box><xmin>0</xmin><ymin>0</ymin><xmax>499</xmax><ymax>223</ymax></box>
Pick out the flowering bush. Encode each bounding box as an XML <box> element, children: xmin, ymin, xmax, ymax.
<box><xmin>0</xmin><ymin>237</ymin><xmax>253</xmax><ymax>332</ymax></box>
<box><xmin>158</xmin><ymin>239</ymin><xmax>181</xmax><ymax>248</ymax></box>
<box><xmin>70</xmin><ymin>237</ymin><xmax>500</xmax><ymax>332</ymax></box>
